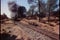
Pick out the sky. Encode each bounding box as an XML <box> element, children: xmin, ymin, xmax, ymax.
<box><xmin>1</xmin><ymin>0</ymin><xmax>59</xmax><ymax>18</ymax></box>
<box><xmin>1</xmin><ymin>0</ymin><xmax>30</xmax><ymax>18</ymax></box>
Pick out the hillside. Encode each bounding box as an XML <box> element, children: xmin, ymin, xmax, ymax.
<box><xmin>0</xmin><ymin>15</ymin><xmax>59</xmax><ymax>40</ymax></box>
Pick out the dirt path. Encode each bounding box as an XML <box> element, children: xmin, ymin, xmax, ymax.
<box><xmin>15</xmin><ymin>22</ymin><xmax>59</xmax><ymax>40</ymax></box>
<box><xmin>1</xmin><ymin>20</ymin><xmax>59</xmax><ymax>40</ymax></box>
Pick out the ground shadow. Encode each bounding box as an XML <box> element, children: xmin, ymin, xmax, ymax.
<box><xmin>0</xmin><ymin>33</ymin><xmax>17</xmax><ymax>40</ymax></box>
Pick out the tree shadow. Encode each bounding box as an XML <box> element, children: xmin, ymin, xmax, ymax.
<box><xmin>0</xmin><ymin>33</ymin><xmax>17</xmax><ymax>40</ymax></box>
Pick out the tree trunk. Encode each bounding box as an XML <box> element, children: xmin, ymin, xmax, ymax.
<box><xmin>38</xmin><ymin>0</ymin><xmax>40</xmax><ymax>22</ymax></box>
<box><xmin>48</xmin><ymin>7</ymin><xmax>50</xmax><ymax>24</ymax></box>
<box><xmin>48</xmin><ymin>12</ymin><xmax>50</xmax><ymax>24</ymax></box>
<box><xmin>32</xmin><ymin>9</ymin><xmax>34</xmax><ymax>17</ymax></box>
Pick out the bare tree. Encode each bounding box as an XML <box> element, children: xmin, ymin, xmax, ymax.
<box><xmin>46</xmin><ymin>0</ymin><xmax>58</xmax><ymax>23</ymax></box>
<box><xmin>27</xmin><ymin>0</ymin><xmax>46</xmax><ymax>21</ymax></box>
<box><xmin>27</xmin><ymin>0</ymin><xmax>58</xmax><ymax>22</ymax></box>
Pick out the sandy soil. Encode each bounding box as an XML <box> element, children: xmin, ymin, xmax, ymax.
<box><xmin>0</xmin><ymin>16</ymin><xmax>59</xmax><ymax>40</ymax></box>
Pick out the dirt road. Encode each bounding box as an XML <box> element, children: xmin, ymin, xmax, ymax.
<box><xmin>15</xmin><ymin>22</ymin><xmax>59</xmax><ymax>40</ymax></box>
<box><xmin>1</xmin><ymin>20</ymin><xmax>59</xmax><ymax>40</ymax></box>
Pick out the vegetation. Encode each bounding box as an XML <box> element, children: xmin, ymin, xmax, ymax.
<box><xmin>27</xmin><ymin>0</ymin><xmax>59</xmax><ymax>22</ymax></box>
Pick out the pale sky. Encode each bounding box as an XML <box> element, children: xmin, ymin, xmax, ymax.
<box><xmin>1</xmin><ymin>0</ymin><xmax>59</xmax><ymax>18</ymax></box>
<box><xmin>1</xmin><ymin>0</ymin><xmax>30</xmax><ymax>18</ymax></box>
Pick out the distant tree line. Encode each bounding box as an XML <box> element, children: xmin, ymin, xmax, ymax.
<box><xmin>27</xmin><ymin>0</ymin><xmax>59</xmax><ymax>22</ymax></box>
